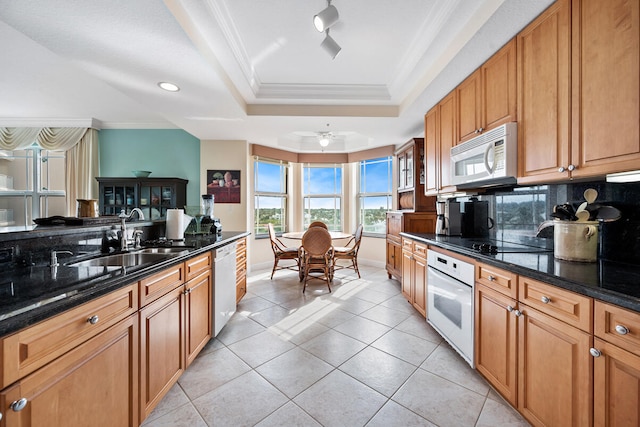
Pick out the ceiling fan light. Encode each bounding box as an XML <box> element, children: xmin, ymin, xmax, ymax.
<box><xmin>313</xmin><ymin>4</ymin><xmax>339</xmax><ymax>32</ymax></box>
<box><xmin>320</xmin><ymin>33</ymin><xmax>341</xmax><ymax>59</ymax></box>
<box><xmin>319</xmin><ymin>137</ymin><xmax>330</xmax><ymax>147</ymax></box>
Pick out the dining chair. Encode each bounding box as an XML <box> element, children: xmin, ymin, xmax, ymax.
<box><xmin>308</xmin><ymin>221</ymin><xmax>328</xmax><ymax>229</ymax></box>
<box><xmin>300</xmin><ymin>226</ymin><xmax>334</xmax><ymax>292</ymax></box>
<box><xmin>333</xmin><ymin>224</ymin><xmax>363</xmax><ymax>278</ymax></box>
<box><xmin>267</xmin><ymin>223</ymin><xmax>300</xmax><ymax>279</ymax></box>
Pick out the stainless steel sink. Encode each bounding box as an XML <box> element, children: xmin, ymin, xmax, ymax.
<box><xmin>67</xmin><ymin>252</ymin><xmax>173</xmax><ymax>268</ymax></box>
<box><xmin>134</xmin><ymin>247</ymin><xmax>190</xmax><ymax>255</ymax></box>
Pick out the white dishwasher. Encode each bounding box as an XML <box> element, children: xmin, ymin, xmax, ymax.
<box><xmin>213</xmin><ymin>242</ymin><xmax>237</xmax><ymax>336</ymax></box>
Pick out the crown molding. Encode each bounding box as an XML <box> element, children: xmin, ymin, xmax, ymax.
<box><xmin>0</xmin><ymin>118</ymin><xmax>101</xmax><ymax>129</ymax></box>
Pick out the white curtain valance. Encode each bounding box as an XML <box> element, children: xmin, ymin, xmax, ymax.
<box><xmin>0</xmin><ymin>127</ymin><xmax>88</xmax><ymax>151</ymax></box>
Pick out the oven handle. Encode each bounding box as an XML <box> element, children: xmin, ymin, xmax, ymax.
<box><xmin>427</xmin><ymin>265</ymin><xmax>473</xmax><ymax>289</ymax></box>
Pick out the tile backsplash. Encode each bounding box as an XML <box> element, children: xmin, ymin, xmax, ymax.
<box><xmin>454</xmin><ymin>180</ymin><xmax>640</xmax><ymax>264</ymax></box>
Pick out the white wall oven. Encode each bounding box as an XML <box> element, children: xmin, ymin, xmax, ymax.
<box><xmin>427</xmin><ymin>249</ymin><xmax>475</xmax><ymax>367</ymax></box>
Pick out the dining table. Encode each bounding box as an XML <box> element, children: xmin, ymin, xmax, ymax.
<box><xmin>282</xmin><ymin>230</ymin><xmax>352</xmax><ymax>240</ymax></box>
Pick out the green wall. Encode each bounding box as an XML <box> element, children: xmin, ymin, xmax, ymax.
<box><xmin>98</xmin><ymin>129</ymin><xmax>200</xmax><ymax>205</ymax></box>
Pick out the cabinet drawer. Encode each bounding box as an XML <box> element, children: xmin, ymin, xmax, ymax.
<box><xmin>402</xmin><ymin>238</ymin><xmax>414</xmax><ymax>252</ymax></box>
<box><xmin>0</xmin><ymin>283</ymin><xmax>137</xmax><ymax>388</ymax></box>
<box><xmin>595</xmin><ymin>301</ymin><xmax>640</xmax><ymax>356</ymax></box>
<box><xmin>139</xmin><ymin>263</ymin><xmax>184</xmax><ymax>307</ymax></box>
<box><xmin>185</xmin><ymin>252</ymin><xmax>211</xmax><ymax>281</ymax></box>
<box><xmin>413</xmin><ymin>241</ymin><xmax>427</xmax><ymax>259</ymax></box>
<box><xmin>519</xmin><ymin>276</ymin><xmax>593</xmax><ymax>333</ymax></box>
<box><xmin>476</xmin><ymin>262</ymin><xmax>518</xmax><ymax>299</ymax></box>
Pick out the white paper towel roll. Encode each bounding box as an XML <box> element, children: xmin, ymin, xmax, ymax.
<box><xmin>166</xmin><ymin>209</ymin><xmax>184</xmax><ymax>240</ymax></box>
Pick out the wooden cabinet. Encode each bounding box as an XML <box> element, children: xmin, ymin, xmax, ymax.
<box><xmin>457</xmin><ymin>39</ymin><xmax>517</xmax><ymax>143</ymax></box>
<box><xmin>385</xmin><ymin>211</ymin><xmax>436</xmax><ymax>280</ymax></box>
<box><xmin>396</xmin><ymin>138</ymin><xmax>435</xmax><ymax>211</ymax></box>
<box><xmin>519</xmin><ymin>0</ymin><xmax>640</xmax><ymax>184</ymax></box>
<box><xmin>593</xmin><ymin>301</ymin><xmax>640</xmax><ymax>426</ymax></box>
<box><xmin>475</xmin><ymin>264</ymin><xmax>594</xmax><ymax>426</ymax></box>
<box><xmin>184</xmin><ymin>269</ymin><xmax>212</xmax><ymax>367</ymax></box>
<box><xmin>517</xmin><ymin>0</ymin><xmax>572</xmax><ymax>183</ymax></box>
<box><xmin>139</xmin><ymin>284</ymin><xmax>185</xmax><ymax>420</ymax></box>
<box><xmin>0</xmin><ymin>314</ymin><xmax>139</xmax><ymax>427</ymax></box>
<box><xmin>235</xmin><ymin>237</ymin><xmax>247</xmax><ymax>303</ymax></box>
<box><xmin>97</xmin><ymin>177</ymin><xmax>188</xmax><ymax>219</ymax></box>
<box><xmin>424</xmin><ymin>91</ymin><xmax>457</xmax><ymax>195</ymax></box>
<box><xmin>401</xmin><ymin>237</ymin><xmax>427</xmax><ymax>317</ymax></box>
<box><xmin>570</xmin><ymin>0</ymin><xmax>640</xmax><ymax>178</ymax></box>
<box><xmin>474</xmin><ymin>263</ymin><xmax>518</xmax><ymax>406</ymax></box>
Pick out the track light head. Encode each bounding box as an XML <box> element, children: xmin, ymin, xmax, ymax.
<box><xmin>320</xmin><ymin>32</ymin><xmax>341</xmax><ymax>59</ymax></box>
<box><xmin>313</xmin><ymin>4</ymin><xmax>339</xmax><ymax>32</ymax></box>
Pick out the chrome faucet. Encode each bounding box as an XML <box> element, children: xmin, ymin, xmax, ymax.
<box><xmin>50</xmin><ymin>250</ymin><xmax>73</xmax><ymax>267</ymax></box>
<box><xmin>119</xmin><ymin>208</ymin><xmax>145</xmax><ymax>251</ymax></box>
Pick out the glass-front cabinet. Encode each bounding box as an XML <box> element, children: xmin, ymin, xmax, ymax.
<box><xmin>97</xmin><ymin>177</ymin><xmax>188</xmax><ymax>219</ymax></box>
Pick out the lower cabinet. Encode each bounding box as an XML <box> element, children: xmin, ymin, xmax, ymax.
<box><xmin>401</xmin><ymin>238</ymin><xmax>427</xmax><ymax>317</ymax></box>
<box><xmin>235</xmin><ymin>237</ymin><xmax>247</xmax><ymax>303</ymax></box>
<box><xmin>0</xmin><ymin>314</ymin><xmax>139</xmax><ymax>426</ymax></box>
<box><xmin>185</xmin><ymin>269</ymin><xmax>212</xmax><ymax>367</ymax></box>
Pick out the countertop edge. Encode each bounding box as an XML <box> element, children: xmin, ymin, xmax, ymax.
<box><xmin>400</xmin><ymin>232</ymin><xmax>640</xmax><ymax>313</ymax></box>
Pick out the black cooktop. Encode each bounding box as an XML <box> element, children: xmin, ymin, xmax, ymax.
<box><xmin>459</xmin><ymin>237</ymin><xmax>553</xmax><ymax>254</ymax></box>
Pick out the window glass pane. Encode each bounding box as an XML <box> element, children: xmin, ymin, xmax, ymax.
<box><xmin>304</xmin><ymin>166</ymin><xmax>341</xmax><ymax>194</ymax></box>
<box><xmin>255</xmin><ymin>195</ymin><xmax>286</xmax><ymax>234</ymax></box>
<box><xmin>255</xmin><ymin>162</ymin><xmax>284</xmax><ymax>193</ymax></box>
<box><xmin>304</xmin><ymin>197</ymin><xmax>341</xmax><ymax>230</ymax></box>
<box><xmin>358</xmin><ymin>156</ymin><xmax>392</xmax><ymax>235</ymax></box>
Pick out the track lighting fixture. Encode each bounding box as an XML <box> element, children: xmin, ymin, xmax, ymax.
<box><xmin>313</xmin><ymin>2</ymin><xmax>339</xmax><ymax>33</ymax></box>
<box><xmin>320</xmin><ymin>30</ymin><xmax>341</xmax><ymax>59</ymax></box>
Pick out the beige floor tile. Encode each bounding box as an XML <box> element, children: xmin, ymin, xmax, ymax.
<box><xmin>228</xmin><ymin>330</ymin><xmax>296</xmax><ymax>367</ymax></box>
<box><xmin>333</xmin><ymin>315</ymin><xmax>392</xmax><ymax>344</ymax></box>
<box><xmin>141</xmin><ymin>383</ymin><xmax>189</xmax><ymax>424</ymax></box>
<box><xmin>178</xmin><ymin>347</ymin><xmax>251</xmax><ymax>400</ymax></box>
<box><xmin>395</xmin><ymin>315</ymin><xmax>444</xmax><ymax>343</ymax></box>
<box><xmin>476</xmin><ymin>397</ymin><xmax>531</xmax><ymax>426</ymax></box>
<box><xmin>392</xmin><ymin>369</ymin><xmax>486</xmax><ymax>427</ymax></box>
<box><xmin>294</xmin><ymin>370</ymin><xmax>387</xmax><ymax>426</ymax></box>
<box><xmin>371</xmin><ymin>329</ymin><xmax>439</xmax><ymax>366</ymax></box>
<box><xmin>339</xmin><ymin>346</ymin><xmax>417</xmax><ymax>397</ymax></box>
<box><xmin>236</xmin><ymin>295</ymin><xmax>276</xmax><ymax>315</ymax></box>
<box><xmin>366</xmin><ymin>400</ymin><xmax>436</xmax><ymax>427</ymax></box>
<box><xmin>254</xmin><ymin>401</ymin><xmax>322</xmax><ymax>427</ymax></box>
<box><xmin>300</xmin><ymin>329</ymin><xmax>367</xmax><ymax>366</ymax></box>
<box><xmin>331</xmin><ymin>294</ymin><xmax>377</xmax><ymax>315</ymax></box>
<box><xmin>245</xmin><ymin>304</ymin><xmax>294</xmax><ymax>328</ymax></box>
<box><xmin>379</xmin><ymin>294</ymin><xmax>417</xmax><ymax>314</ymax></box>
<box><xmin>141</xmin><ymin>402</ymin><xmax>207</xmax><ymax>427</ymax></box>
<box><xmin>420</xmin><ymin>343</ymin><xmax>490</xmax><ymax>396</ymax></box>
<box><xmin>193</xmin><ymin>371</ymin><xmax>288</xmax><ymax>427</ymax></box>
<box><xmin>314</xmin><ymin>306</ymin><xmax>356</xmax><ymax>328</ymax></box>
<box><xmin>256</xmin><ymin>347</ymin><xmax>334</xmax><ymax>398</ymax></box>
<box><xmin>215</xmin><ymin>312</ymin><xmax>266</xmax><ymax>346</ymax></box>
<box><xmin>359</xmin><ymin>304</ymin><xmax>411</xmax><ymax>328</ymax></box>
<box><xmin>269</xmin><ymin>317</ymin><xmax>331</xmax><ymax>345</ymax></box>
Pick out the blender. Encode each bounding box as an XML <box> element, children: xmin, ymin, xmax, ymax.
<box><xmin>201</xmin><ymin>194</ymin><xmax>222</xmax><ymax>235</ymax></box>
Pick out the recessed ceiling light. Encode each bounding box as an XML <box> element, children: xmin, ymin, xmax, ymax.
<box><xmin>158</xmin><ymin>82</ymin><xmax>180</xmax><ymax>92</ymax></box>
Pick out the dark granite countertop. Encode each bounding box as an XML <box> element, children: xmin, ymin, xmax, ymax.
<box><xmin>400</xmin><ymin>233</ymin><xmax>640</xmax><ymax>313</ymax></box>
<box><xmin>0</xmin><ymin>231</ymin><xmax>250</xmax><ymax>337</ymax></box>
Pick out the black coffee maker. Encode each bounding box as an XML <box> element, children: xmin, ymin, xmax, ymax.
<box><xmin>462</xmin><ymin>198</ymin><xmax>494</xmax><ymax>237</ymax></box>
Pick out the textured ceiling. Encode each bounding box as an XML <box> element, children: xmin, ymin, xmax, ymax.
<box><xmin>0</xmin><ymin>0</ymin><xmax>554</xmax><ymax>152</ymax></box>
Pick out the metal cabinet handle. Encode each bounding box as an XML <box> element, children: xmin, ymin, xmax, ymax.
<box><xmin>590</xmin><ymin>348</ymin><xmax>602</xmax><ymax>358</ymax></box>
<box><xmin>567</xmin><ymin>164</ymin><xmax>576</xmax><ymax>171</ymax></box>
<box><xmin>10</xmin><ymin>398</ymin><xmax>28</xmax><ymax>412</ymax></box>
<box><xmin>488</xmin><ymin>275</ymin><xmax>496</xmax><ymax>281</ymax></box>
<box><xmin>615</xmin><ymin>324</ymin><xmax>629</xmax><ymax>335</ymax></box>
<box><xmin>541</xmin><ymin>296</ymin><xmax>550</xmax><ymax>304</ymax></box>
<box><xmin>558</xmin><ymin>166</ymin><xmax>566</xmax><ymax>173</ymax></box>
<box><xmin>514</xmin><ymin>310</ymin><xmax>522</xmax><ymax>317</ymax></box>
<box><xmin>88</xmin><ymin>315</ymin><xmax>99</xmax><ymax>325</ymax></box>
<box><xmin>506</xmin><ymin>305</ymin><xmax>514</xmax><ymax>312</ymax></box>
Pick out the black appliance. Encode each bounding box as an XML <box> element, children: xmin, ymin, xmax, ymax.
<box><xmin>462</xmin><ymin>198</ymin><xmax>494</xmax><ymax>237</ymax></box>
<box><xmin>463</xmin><ymin>238</ymin><xmax>553</xmax><ymax>254</ymax></box>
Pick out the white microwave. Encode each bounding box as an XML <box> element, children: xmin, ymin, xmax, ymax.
<box><xmin>451</xmin><ymin>122</ymin><xmax>518</xmax><ymax>188</ymax></box>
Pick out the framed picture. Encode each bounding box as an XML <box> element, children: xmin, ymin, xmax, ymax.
<box><xmin>206</xmin><ymin>170</ymin><xmax>241</xmax><ymax>204</ymax></box>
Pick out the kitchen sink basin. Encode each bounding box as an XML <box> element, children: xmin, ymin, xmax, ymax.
<box><xmin>67</xmin><ymin>252</ymin><xmax>173</xmax><ymax>268</ymax></box>
<box><xmin>134</xmin><ymin>247</ymin><xmax>190</xmax><ymax>255</ymax></box>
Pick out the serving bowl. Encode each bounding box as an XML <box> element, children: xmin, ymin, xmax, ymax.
<box><xmin>132</xmin><ymin>170</ymin><xmax>152</xmax><ymax>178</ymax></box>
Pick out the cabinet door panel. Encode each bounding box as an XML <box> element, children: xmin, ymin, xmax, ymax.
<box><xmin>475</xmin><ymin>284</ymin><xmax>517</xmax><ymax>406</ymax></box>
<box><xmin>139</xmin><ymin>286</ymin><xmax>184</xmax><ymax>420</ymax></box>
<box><xmin>572</xmin><ymin>0</ymin><xmax>640</xmax><ymax>177</ymax></box>
<box><xmin>185</xmin><ymin>271</ymin><xmax>212</xmax><ymax>367</ymax></box>
<box><xmin>517</xmin><ymin>0</ymin><xmax>571</xmax><ymax>183</ymax></box>
<box><xmin>438</xmin><ymin>92</ymin><xmax>457</xmax><ymax>192</ymax></box>
<box><xmin>1</xmin><ymin>316</ymin><xmax>138</xmax><ymax>427</ymax></box>
<box><xmin>424</xmin><ymin>108</ymin><xmax>439</xmax><ymax>195</ymax></box>
<box><xmin>412</xmin><ymin>253</ymin><xmax>427</xmax><ymax>317</ymax></box>
<box><xmin>593</xmin><ymin>338</ymin><xmax>640</xmax><ymax>427</ymax></box>
<box><xmin>401</xmin><ymin>249</ymin><xmax>412</xmax><ymax>301</ymax></box>
<box><xmin>457</xmin><ymin>70</ymin><xmax>482</xmax><ymax>142</ymax></box>
<box><xmin>518</xmin><ymin>306</ymin><xmax>592</xmax><ymax>427</ymax></box>
<box><xmin>482</xmin><ymin>39</ymin><xmax>517</xmax><ymax>130</ymax></box>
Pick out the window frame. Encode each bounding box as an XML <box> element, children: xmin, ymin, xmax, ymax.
<box><xmin>253</xmin><ymin>157</ymin><xmax>289</xmax><ymax>237</ymax></box>
<box><xmin>357</xmin><ymin>156</ymin><xmax>393</xmax><ymax>237</ymax></box>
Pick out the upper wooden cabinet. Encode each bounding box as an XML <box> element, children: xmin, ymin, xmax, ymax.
<box><xmin>517</xmin><ymin>0</ymin><xmax>572</xmax><ymax>183</ymax></box>
<box><xmin>396</xmin><ymin>138</ymin><xmax>436</xmax><ymax>211</ymax></box>
<box><xmin>571</xmin><ymin>0</ymin><xmax>640</xmax><ymax>178</ymax></box>
<box><xmin>457</xmin><ymin>39</ymin><xmax>517</xmax><ymax>144</ymax></box>
<box><xmin>425</xmin><ymin>91</ymin><xmax>457</xmax><ymax>195</ymax></box>
<box><xmin>518</xmin><ymin>0</ymin><xmax>640</xmax><ymax>183</ymax></box>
